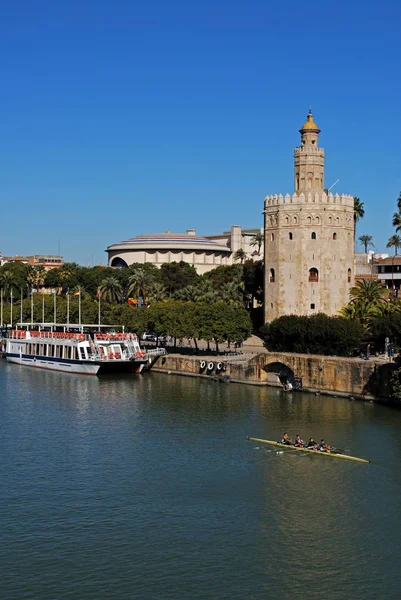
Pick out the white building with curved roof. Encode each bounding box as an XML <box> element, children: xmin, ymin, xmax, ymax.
<box><xmin>107</xmin><ymin>230</ymin><xmax>231</xmax><ymax>274</ymax></box>
<box><xmin>106</xmin><ymin>226</ymin><xmax>263</xmax><ymax>274</ymax></box>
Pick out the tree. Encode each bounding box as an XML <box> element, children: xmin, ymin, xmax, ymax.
<box><xmin>193</xmin><ymin>280</ymin><xmax>217</xmax><ymax>304</ymax></box>
<box><xmin>217</xmin><ymin>281</ymin><xmax>245</xmax><ymax>307</ymax></box>
<box><xmin>174</xmin><ymin>284</ymin><xmax>201</xmax><ymax>302</ymax></box>
<box><xmin>250</xmin><ymin>232</ymin><xmax>264</xmax><ymax>255</ymax></box>
<box><xmin>233</xmin><ymin>248</ymin><xmax>247</xmax><ymax>264</ymax></box>
<box><xmin>147</xmin><ymin>282</ymin><xmax>168</xmax><ymax>303</ymax></box>
<box><xmin>99</xmin><ymin>277</ymin><xmax>123</xmax><ymax>303</ymax></box>
<box><xmin>26</xmin><ymin>265</ymin><xmax>46</xmax><ymax>291</ymax></box>
<box><xmin>159</xmin><ymin>261</ymin><xmax>199</xmax><ymax>294</ymax></box>
<box><xmin>127</xmin><ymin>268</ymin><xmax>154</xmax><ymax>300</ymax></box>
<box><xmin>392</xmin><ymin>191</ymin><xmax>401</xmax><ymax>233</ymax></box>
<box><xmin>370</xmin><ymin>312</ymin><xmax>401</xmax><ymax>350</ymax></box>
<box><xmin>353</xmin><ymin>197</ymin><xmax>364</xmax><ymax>238</ymax></box>
<box><xmin>0</xmin><ymin>270</ymin><xmax>17</xmax><ymax>300</ymax></box>
<box><xmin>203</xmin><ymin>264</ymin><xmax>243</xmax><ymax>286</ymax></box>
<box><xmin>349</xmin><ymin>279</ymin><xmax>387</xmax><ymax>306</ymax></box>
<box><xmin>386</xmin><ymin>234</ymin><xmax>401</xmax><ymax>256</ymax></box>
<box><xmin>358</xmin><ymin>235</ymin><xmax>374</xmax><ymax>253</ymax></box>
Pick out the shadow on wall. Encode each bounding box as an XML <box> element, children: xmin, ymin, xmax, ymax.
<box><xmin>363</xmin><ymin>362</ymin><xmax>398</xmax><ymax>399</ymax></box>
<box><xmin>264</xmin><ymin>361</ymin><xmax>295</xmax><ymax>386</ymax></box>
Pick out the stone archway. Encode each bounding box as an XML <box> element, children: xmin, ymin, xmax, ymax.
<box><xmin>263</xmin><ymin>361</ymin><xmax>295</xmax><ymax>386</ymax></box>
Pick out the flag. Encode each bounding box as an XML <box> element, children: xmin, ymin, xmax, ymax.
<box><xmin>127</xmin><ymin>298</ymin><xmax>137</xmax><ymax>306</ymax></box>
<box><xmin>96</xmin><ymin>289</ymin><xmax>100</xmax><ymax>298</ymax></box>
<box><xmin>66</xmin><ymin>288</ymin><xmax>70</xmax><ymax>296</ymax></box>
<box><xmin>72</xmin><ymin>290</ymin><xmax>80</xmax><ymax>296</ymax></box>
<box><xmin>51</xmin><ymin>290</ymin><xmax>56</xmax><ymax>296</ymax></box>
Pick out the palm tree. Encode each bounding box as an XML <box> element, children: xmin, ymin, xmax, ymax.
<box><xmin>99</xmin><ymin>277</ymin><xmax>123</xmax><ymax>303</ymax></box>
<box><xmin>217</xmin><ymin>281</ymin><xmax>245</xmax><ymax>307</ymax></box>
<box><xmin>26</xmin><ymin>265</ymin><xmax>46</xmax><ymax>292</ymax></box>
<box><xmin>195</xmin><ymin>280</ymin><xmax>217</xmax><ymax>303</ymax></box>
<box><xmin>174</xmin><ymin>284</ymin><xmax>200</xmax><ymax>302</ymax></box>
<box><xmin>0</xmin><ymin>270</ymin><xmax>16</xmax><ymax>300</ymax></box>
<box><xmin>393</xmin><ymin>212</ymin><xmax>401</xmax><ymax>232</ymax></box>
<box><xmin>397</xmin><ymin>190</ymin><xmax>401</xmax><ymax>213</ymax></box>
<box><xmin>127</xmin><ymin>268</ymin><xmax>153</xmax><ymax>299</ymax></box>
<box><xmin>250</xmin><ymin>232</ymin><xmax>263</xmax><ymax>255</ymax></box>
<box><xmin>349</xmin><ymin>279</ymin><xmax>387</xmax><ymax>306</ymax></box>
<box><xmin>386</xmin><ymin>234</ymin><xmax>401</xmax><ymax>256</ymax></box>
<box><xmin>147</xmin><ymin>282</ymin><xmax>167</xmax><ymax>303</ymax></box>
<box><xmin>234</xmin><ymin>248</ymin><xmax>247</xmax><ymax>264</ymax></box>
<box><xmin>358</xmin><ymin>235</ymin><xmax>374</xmax><ymax>253</ymax></box>
<box><xmin>353</xmin><ymin>197</ymin><xmax>364</xmax><ymax>239</ymax></box>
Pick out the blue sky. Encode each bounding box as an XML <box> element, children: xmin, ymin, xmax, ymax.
<box><xmin>1</xmin><ymin>0</ymin><xmax>400</xmax><ymax>264</ymax></box>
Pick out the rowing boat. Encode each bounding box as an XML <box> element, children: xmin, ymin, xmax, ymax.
<box><xmin>247</xmin><ymin>437</ymin><xmax>370</xmax><ymax>464</ymax></box>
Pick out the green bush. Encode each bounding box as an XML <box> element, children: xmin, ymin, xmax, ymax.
<box><xmin>260</xmin><ymin>313</ymin><xmax>364</xmax><ymax>357</ymax></box>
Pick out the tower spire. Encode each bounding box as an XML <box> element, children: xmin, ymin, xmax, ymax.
<box><xmin>294</xmin><ymin>110</ymin><xmax>324</xmax><ymax>192</ymax></box>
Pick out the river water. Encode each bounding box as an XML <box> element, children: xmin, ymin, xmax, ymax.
<box><xmin>1</xmin><ymin>360</ymin><xmax>401</xmax><ymax>600</ymax></box>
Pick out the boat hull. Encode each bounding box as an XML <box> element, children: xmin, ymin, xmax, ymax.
<box><xmin>97</xmin><ymin>360</ymin><xmax>146</xmax><ymax>374</ymax></box>
<box><xmin>6</xmin><ymin>354</ymin><xmax>100</xmax><ymax>375</ymax></box>
<box><xmin>248</xmin><ymin>437</ymin><xmax>370</xmax><ymax>463</ymax></box>
<box><xmin>6</xmin><ymin>353</ymin><xmax>147</xmax><ymax>375</ymax></box>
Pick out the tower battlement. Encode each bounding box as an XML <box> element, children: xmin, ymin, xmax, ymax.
<box><xmin>294</xmin><ymin>145</ymin><xmax>325</xmax><ymax>155</ymax></box>
<box><xmin>264</xmin><ymin>192</ymin><xmax>354</xmax><ymax>209</ymax></box>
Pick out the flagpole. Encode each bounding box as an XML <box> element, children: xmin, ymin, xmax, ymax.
<box><xmin>10</xmin><ymin>288</ymin><xmax>13</xmax><ymax>328</ymax></box>
<box><xmin>31</xmin><ymin>288</ymin><xmax>34</xmax><ymax>324</ymax></box>
<box><xmin>98</xmin><ymin>288</ymin><xmax>101</xmax><ymax>327</ymax></box>
<box><xmin>67</xmin><ymin>291</ymin><xmax>70</xmax><ymax>326</ymax></box>
<box><xmin>20</xmin><ymin>288</ymin><xmax>23</xmax><ymax>325</ymax></box>
<box><xmin>78</xmin><ymin>288</ymin><xmax>81</xmax><ymax>325</ymax></box>
<box><xmin>54</xmin><ymin>290</ymin><xmax>57</xmax><ymax>324</ymax></box>
<box><xmin>42</xmin><ymin>294</ymin><xmax>45</xmax><ymax>324</ymax></box>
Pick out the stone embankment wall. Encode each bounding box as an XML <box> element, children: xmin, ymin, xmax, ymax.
<box><xmin>152</xmin><ymin>351</ymin><xmax>396</xmax><ymax>400</ymax></box>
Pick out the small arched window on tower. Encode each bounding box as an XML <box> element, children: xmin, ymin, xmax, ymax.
<box><xmin>293</xmin><ymin>215</ymin><xmax>298</xmax><ymax>225</ymax></box>
<box><xmin>315</xmin><ymin>216</ymin><xmax>320</xmax><ymax>225</ymax></box>
<box><xmin>348</xmin><ymin>268</ymin><xmax>352</xmax><ymax>283</ymax></box>
<box><xmin>309</xmin><ymin>268</ymin><xmax>319</xmax><ymax>283</ymax></box>
<box><xmin>271</xmin><ymin>233</ymin><xmax>275</xmax><ymax>242</ymax></box>
<box><xmin>311</xmin><ymin>232</ymin><xmax>316</xmax><ymax>240</ymax></box>
<box><xmin>333</xmin><ymin>232</ymin><xmax>337</xmax><ymax>240</ymax></box>
<box><xmin>289</xmin><ymin>232</ymin><xmax>293</xmax><ymax>240</ymax></box>
<box><xmin>285</xmin><ymin>215</ymin><xmax>290</xmax><ymax>225</ymax></box>
<box><xmin>270</xmin><ymin>268</ymin><xmax>275</xmax><ymax>283</ymax></box>
<box><xmin>307</xmin><ymin>216</ymin><xmax>312</xmax><ymax>224</ymax></box>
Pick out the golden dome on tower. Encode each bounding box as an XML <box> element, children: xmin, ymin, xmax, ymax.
<box><xmin>300</xmin><ymin>110</ymin><xmax>320</xmax><ymax>131</ymax></box>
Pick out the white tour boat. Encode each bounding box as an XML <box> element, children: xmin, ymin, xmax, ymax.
<box><xmin>5</xmin><ymin>323</ymin><xmax>149</xmax><ymax>375</ymax></box>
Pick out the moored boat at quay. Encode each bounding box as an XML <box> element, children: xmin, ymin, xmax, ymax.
<box><xmin>6</xmin><ymin>323</ymin><xmax>150</xmax><ymax>375</ymax></box>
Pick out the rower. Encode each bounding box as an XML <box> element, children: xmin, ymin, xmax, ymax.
<box><xmin>306</xmin><ymin>437</ymin><xmax>317</xmax><ymax>449</ymax></box>
<box><xmin>318</xmin><ymin>439</ymin><xmax>331</xmax><ymax>453</ymax></box>
<box><xmin>280</xmin><ymin>433</ymin><xmax>292</xmax><ymax>445</ymax></box>
<box><xmin>294</xmin><ymin>434</ymin><xmax>304</xmax><ymax>447</ymax></box>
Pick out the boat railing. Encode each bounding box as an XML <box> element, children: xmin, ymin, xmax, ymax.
<box><xmin>10</xmin><ymin>330</ymin><xmax>27</xmax><ymax>339</ymax></box>
<box><xmin>10</xmin><ymin>330</ymin><xmax>86</xmax><ymax>342</ymax></box>
<box><xmin>94</xmin><ymin>333</ymin><xmax>138</xmax><ymax>342</ymax></box>
<box><xmin>146</xmin><ymin>348</ymin><xmax>167</xmax><ymax>357</ymax></box>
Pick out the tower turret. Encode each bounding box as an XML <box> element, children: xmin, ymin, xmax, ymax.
<box><xmin>294</xmin><ymin>110</ymin><xmax>325</xmax><ymax>193</ymax></box>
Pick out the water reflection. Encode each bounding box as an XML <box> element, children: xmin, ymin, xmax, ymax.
<box><xmin>2</xmin><ymin>363</ymin><xmax>401</xmax><ymax>599</ymax></box>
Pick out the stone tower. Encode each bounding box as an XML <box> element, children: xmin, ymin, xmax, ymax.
<box><xmin>263</xmin><ymin>111</ymin><xmax>355</xmax><ymax>323</ymax></box>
